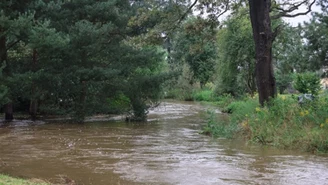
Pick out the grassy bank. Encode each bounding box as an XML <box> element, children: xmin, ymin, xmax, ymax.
<box><xmin>0</xmin><ymin>174</ymin><xmax>50</xmax><ymax>185</ymax></box>
<box><xmin>200</xmin><ymin>91</ymin><xmax>328</xmax><ymax>153</ymax></box>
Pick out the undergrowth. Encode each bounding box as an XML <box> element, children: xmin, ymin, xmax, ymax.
<box><xmin>204</xmin><ymin>93</ymin><xmax>328</xmax><ymax>153</ymax></box>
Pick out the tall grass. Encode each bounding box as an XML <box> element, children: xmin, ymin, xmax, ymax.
<box><xmin>0</xmin><ymin>174</ymin><xmax>50</xmax><ymax>185</ymax></box>
<box><xmin>192</xmin><ymin>89</ymin><xmax>214</xmax><ymax>101</ymax></box>
<box><xmin>205</xmin><ymin>94</ymin><xmax>328</xmax><ymax>153</ymax></box>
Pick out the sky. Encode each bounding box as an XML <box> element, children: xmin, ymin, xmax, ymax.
<box><xmin>195</xmin><ymin>2</ymin><xmax>322</xmax><ymax>27</ymax></box>
<box><xmin>283</xmin><ymin>3</ymin><xmax>322</xmax><ymax>26</ymax></box>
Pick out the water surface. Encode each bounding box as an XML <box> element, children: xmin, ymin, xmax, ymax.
<box><xmin>0</xmin><ymin>101</ymin><xmax>328</xmax><ymax>185</ymax></box>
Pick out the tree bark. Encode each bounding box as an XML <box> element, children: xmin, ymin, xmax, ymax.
<box><xmin>0</xmin><ymin>27</ymin><xmax>14</xmax><ymax>121</ymax></box>
<box><xmin>4</xmin><ymin>103</ymin><xmax>13</xmax><ymax>121</ymax></box>
<box><xmin>30</xmin><ymin>49</ymin><xmax>38</xmax><ymax>120</ymax></box>
<box><xmin>248</xmin><ymin>0</ymin><xmax>276</xmax><ymax>106</ymax></box>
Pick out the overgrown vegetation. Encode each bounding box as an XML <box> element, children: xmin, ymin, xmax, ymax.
<box><xmin>202</xmin><ymin>92</ymin><xmax>328</xmax><ymax>153</ymax></box>
<box><xmin>0</xmin><ymin>174</ymin><xmax>50</xmax><ymax>185</ymax></box>
<box><xmin>294</xmin><ymin>72</ymin><xmax>321</xmax><ymax>95</ymax></box>
<box><xmin>201</xmin><ymin>69</ymin><xmax>328</xmax><ymax>153</ymax></box>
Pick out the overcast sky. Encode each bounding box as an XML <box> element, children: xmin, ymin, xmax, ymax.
<box><xmin>195</xmin><ymin>2</ymin><xmax>322</xmax><ymax>27</ymax></box>
<box><xmin>283</xmin><ymin>3</ymin><xmax>322</xmax><ymax>26</ymax></box>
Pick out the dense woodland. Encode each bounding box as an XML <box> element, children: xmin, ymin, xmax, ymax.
<box><xmin>0</xmin><ymin>0</ymin><xmax>327</xmax><ymax>122</ymax></box>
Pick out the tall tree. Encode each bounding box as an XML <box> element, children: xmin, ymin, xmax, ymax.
<box><xmin>0</xmin><ymin>0</ymin><xmax>35</xmax><ymax>120</ymax></box>
<box><xmin>196</xmin><ymin>0</ymin><xmax>315</xmax><ymax>105</ymax></box>
<box><xmin>132</xmin><ymin>0</ymin><xmax>316</xmax><ymax>105</ymax></box>
<box><xmin>302</xmin><ymin>0</ymin><xmax>328</xmax><ymax>72</ymax></box>
<box><xmin>216</xmin><ymin>8</ymin><xmax>256</xmax><ymax>96</ymax></box>
<box><xmin>248</xmin><ymin>0</ymin><xmax>315</xmax><ymax>105</ymax></box>
<box><xmin>171</xmin><ymin>17</ymin><xmax>217</xmax><ymax>88</ymax></box>
<box><xmin>0</xmin><ymin>0</ymin><xmax>170</xmax><ymax>122</ymax></box>
<box><xmin>35</xmin><ymin>0</ymin><xmax>167</xmax><ymax>121</ymax></box>
<box><xmin>248</xmin><ymin>0</ymin><xmax>276</xmax><ymax>105</ymax></box>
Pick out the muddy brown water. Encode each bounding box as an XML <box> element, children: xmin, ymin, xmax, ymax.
<box><xmin>0</xmin><ymin>101</ymin><xmax>328</xmax><ymax>185</ymax></box>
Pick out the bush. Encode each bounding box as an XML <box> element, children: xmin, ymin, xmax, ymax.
<box><xmin>294</xmin><ymin>72</ymin><xmax>321</xmax><ymax>95</ymax></box>
<box><xmin>202</xmin><ymin>96</ymin><xmax>258</xmax><ymax>138</ymax></box>
<box><xmin>275</xmin><ymin>72</ymin><xmax>293</xmax><ymax>94</ymax></box>
<box><xmin>107</xmin><ymin>93</ymin><xmax>130</xmax><ymax>114</ymax></box>
<box><xmin>192</xmin><ymin>89</ymin><xmax>215</xmax><ymax>101</ymax></box>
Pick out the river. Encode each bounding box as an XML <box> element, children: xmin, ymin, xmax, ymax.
<box><xmin>0</xmin><ymin>101</ymin><xmax>328</xmax><ymax>185</ymax></box>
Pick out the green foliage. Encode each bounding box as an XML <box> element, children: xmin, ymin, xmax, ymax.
<box><xmin>293</xmin><ymin>72</ymin><xmax>321</xmax><ymax>95</ymax></box>
<box><xmin>273</xmin><ymin>24</ymin><xmax>308</xmax><ymax>73</ymax></box>
<box><xmin>215</xmin><ymin>8</ymin><xmax>256</xmax><ymax>96</ymax></box>
<box><xmin>165</xmin><ymin>64</ymin><xmax>195</xmax><ymax>101</ymax></box>
<box><xmin>202</xmin><ymin>110</ymin><xmax>235</xmax><ymax>138</ymax></box>
<box><xmin>248</xmin><ymin>95</ymin><xmax>328</xmax><ymax>152</ymax></box>
<box><xmin>108</xmin><ymin>93</ymin><xmax>131</xmax><ymax>114</ymax></box>
<box><xmin>302</xmin><ymin>1</ymin><xmax>328</xmax><ymax>71</ymax></box>
<box><xmin>125</xmin><ymin>73</ymin><xmax>167</xmax><ymax>121</ymax></box>
<box><xmin>192</xmin><ymin>89</ymin><xmax>214</xmax><ymax>101</ymax></box>
<box><xmin>214</xmin><ymin>93</ymin><xmax>236</xmax><ymax>108</ymax></box>
<box><xmin>203</xmin><ymin>97</ymin><xmax>258</xmax><ymax>138</ymax></box>
<box><xmin>275</xmin><ymin>72</ymin><xmax>293</xmax><ymax>94</ymax></box>
<box><xmin>204</xmin><ymin>94</ymin><xmax>328</xmax><ymax>153</ymax></box>
<box><xmin>0</xmin><ymin>62</ymin><xmax>9</xmax><ymax>106</ymax></box>
<box><xmin>0</xmin><ymin>0</ymin><xmax>170</xmax><ymax>122</ymax></box>
<box><xmin>171</xmin><ymin>17</ymin><xmax>217</xmax><ymax>87</ymax></box>
<box><xmin>0</xmin><ymin>174</ymin><xmax>50</xmax><ymax>185</ymax></box>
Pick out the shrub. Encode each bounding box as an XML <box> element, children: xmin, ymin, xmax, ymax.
<box><xmin>275</xmin><ymin>72</ymin><xmax>293</xmax><ymax>94</ymax></box>
<box><xmin>192</xmin><ymin>89</ymin><xmax>214</xmax><ymax>101</ymax></box>
<box><xmin>203</xmin><ymin>96</ymin><xmax>258</xmax><ymax>138</ymax></box>
<box><xmin>294</xmin><ymin>72</ymin><xmax>321</xmax><ymax>95</ymax></box>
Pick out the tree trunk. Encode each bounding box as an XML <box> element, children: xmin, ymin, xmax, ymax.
<box><xmin>248</xmin><ymin>0</ymin><xmax>276</xmax><ymax>106</ymax></box>
<box><xmin>30</xmin><ymin>49</ymin><xmax>38</xmax><ymax>120</ymax></box>
<box><xmin>74</xmin><ymin>80</ymin><xmax>87</xmax><ymax>123</ymax></box>
<box><xmin>0</xmin><ymin>27</ymin><xmax>14</xmax><ymax>121</ymax></box>
<box><xmin>4</xmin><ymin>103</ymin><xmax>13</xmax><ymax>121</ymax></box>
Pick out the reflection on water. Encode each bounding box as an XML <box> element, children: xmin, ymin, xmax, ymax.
<box><xmin>0</xmin><ymin>101</ymin><xmax>328</xmax><ymax>185</ymax></box>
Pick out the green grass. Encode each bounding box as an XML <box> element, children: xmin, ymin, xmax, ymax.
<box><xmin>192</xmin><ymin>89</ymin><xmax>214</xmax><ymax>101</ymax></box>
<box><xmin>0</xmin><ymin>174</ymin><xmax>50</xmax><ymax>185</ymax></box>
<box><xmin>204</xmin><ymin>93</ymin><xmax>328</xmax><ymax>153</ymax></box>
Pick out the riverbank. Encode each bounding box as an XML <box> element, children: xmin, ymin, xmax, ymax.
<box><xmin>197</xmin><ymin>91</ymin><xmax>328</xmax><ymax>153</ymax></box>
<box><xmin>0</xmin><ymin>174</ymin><xmax>49</xmax><ymax>185</ymax></box>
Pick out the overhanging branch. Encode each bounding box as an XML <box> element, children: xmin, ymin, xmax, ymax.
<box><xmin>271</xmin><ymin>0</ymin><xmax>316</xmax><ymax>19</ymax></box>
<box><xmin>177</xmin><ymin>0</ymin><xmax>198</xmax><ymax>24</ymax></box>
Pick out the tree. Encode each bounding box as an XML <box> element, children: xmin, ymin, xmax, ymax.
<box><xmin>215</xmin><ymin>8</ymin><xmax>256</xmax><ymax>96</ymax></box>
<box><xmin>133</xmin><ymin>0</ymin><xmax>316</xmax><ymax>105</ymax></box>
<box><xmin>171</xmin><ymin>17</ymin><xmax>217</xmax><ymax>88</ymax></box>
<box><xmin>0</xmin><ymin>62</ymin><xmax>9</xmax><ymax>107</ymax></box>
<box><xmin>0</xmin><ymin>0</ymin><xmax>36</xmax><ymax>121</ymax></box>
<box><xmin>35</xmin><ymin>0</ymin><xmax>168</xmax><ymax>122</ymax></box>
<box><xmin>198</xmin><ymin>0</ymin><xmax>316</xmax><ymax>105</ymax></box>
<box><xmin>302</xmin><ymin>0</ymin><xmax>328</xmax><ymax>72</ymax></box>
<box><xmin>273</xmin><ymin>24</ymin><xmax>306</xmax><ymax>93</ymax></box>
<box><xmin>1</xmin><ymin>0</ymin><xmax>170</xmax><ymax>122</ymax></box>
<box><xmin>247</xmin><ymin>0</ymin><xmax>276</xmax><ymax>105</ymax></box>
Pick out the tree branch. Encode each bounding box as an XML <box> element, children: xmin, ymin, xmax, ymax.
<box><xmin>6</xmin><ymin>39</ymin><xmax>21</xmax><ymax>51</ymax></box>
<box><xmin>271</xmin><ymin>0</ymin><xmax>316</xmax><ymax>19</ymax></box>
<box><xmin>211</xmin><ymin>0</ymin><xmax>230</xmax><ymax>21</ymax></box>
<box><xmin>177</xmin><ymin>0</ymin><xmax>198</xmax><ymax>24</ymax></box>
<box><xmin>272</xmin><ymin>24</ymin><xmax>283</xmax><ymax>41</ymax></box>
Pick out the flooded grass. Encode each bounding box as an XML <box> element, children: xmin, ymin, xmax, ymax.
<box><xmin>0</xmin><ymin>174</ymin><xmax>79</xmax><ymax>185</ymax></box>
<box><xmin>0</xmin><ymin>174</ymin><xmax>50</xmax><ymax>185</ymax></box>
